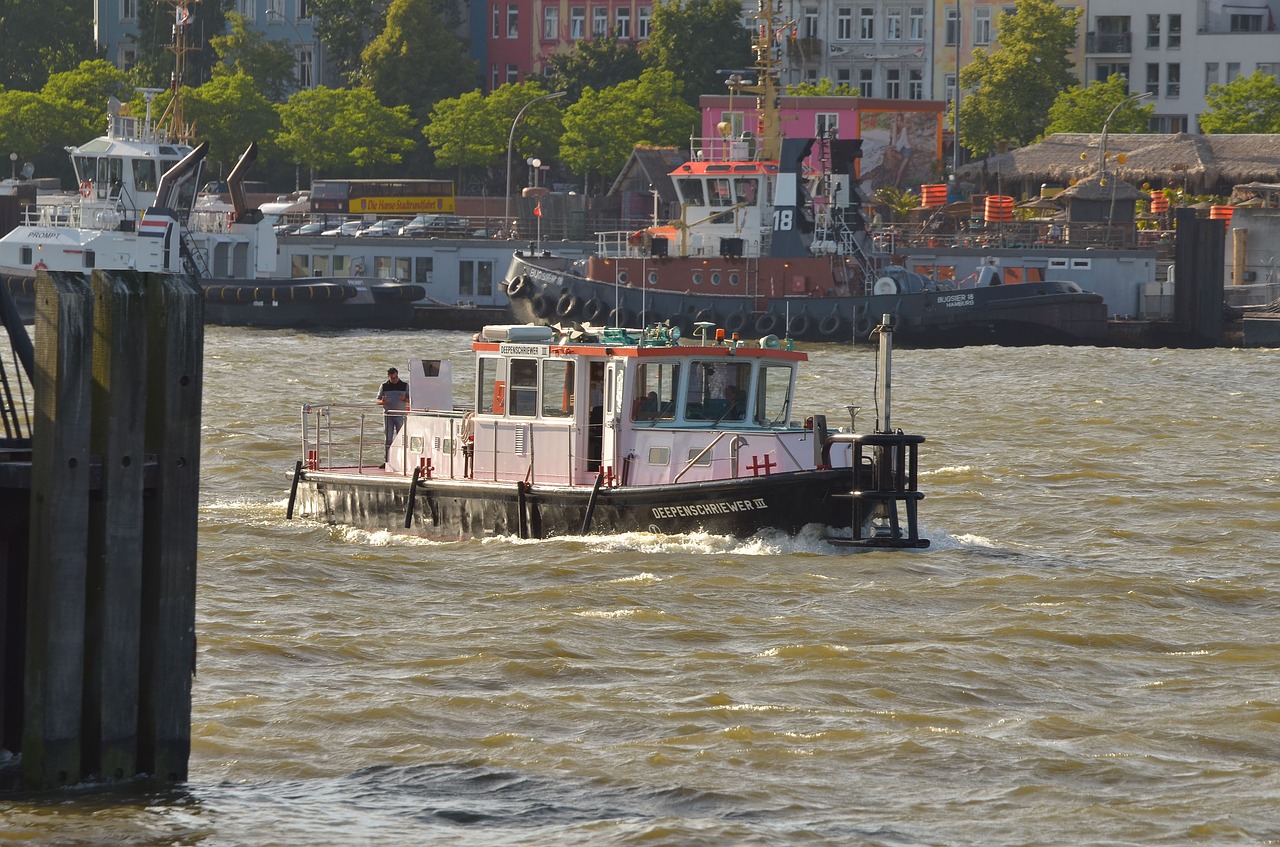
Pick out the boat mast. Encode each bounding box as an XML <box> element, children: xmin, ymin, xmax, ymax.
<box><xmin>154</xmin><ymin>0</ymin><xmax>200</xmax><ymax>143</ymax></box>
<box><xmin>729</xmin><ymin>0</ymin><xmax>786</xmax><ymax>162</ymax></box>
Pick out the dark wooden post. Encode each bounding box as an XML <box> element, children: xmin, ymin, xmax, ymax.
<box><xmin>83</xmin><ymin>270</ymin><xmax>147</xmax><ymax>782</ymax></box>
<box><xmin>22</xmin><ymin>272</ymin><xmax>93</xmax><ymax>790</ymax></box>
<box><xmin>138</xmin><ymin>273</ymin><xmax>203</xmax><ymax>783</ymax></box>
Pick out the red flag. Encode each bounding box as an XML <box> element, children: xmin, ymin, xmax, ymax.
<box><xmin>534</xmin><ymin>202</ymin><xmax>542</xmax><ymax>218</ymax></box>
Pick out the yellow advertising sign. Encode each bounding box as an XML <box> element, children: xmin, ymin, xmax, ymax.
<box><xmin>352</xmin><ymin>196</ymin><xmax>456</xmax><ymax>214</ymax></box>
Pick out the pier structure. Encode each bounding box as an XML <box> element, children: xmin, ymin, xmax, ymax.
<box><xmin>0</xmin><ymin>268</ymin><xmax>202</xmax><ymax>791</ymax></box>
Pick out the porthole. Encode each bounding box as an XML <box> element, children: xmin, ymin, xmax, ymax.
<box><xmin>728</xmin><ymin>272</ymin><xmax>741</xmax><ymax>286</ymax></box>
<box><xmin>711</xmin><ymin>272</ymin><xmax>722</xmax><ymax>286</ymax></box>
<box><xmin>618</xmin><ymin>270</ymin><xmax>629</xmax><ymax>284</ymax></box>
<box><xmin>647</xmin><ymin>270</ymin><xmax>659</xmax><ymax>285</ymax></box>
<box><xmin>692</xmin><ymin>271</ymin><xmax>703</xmax><ymax>285</ymax></box>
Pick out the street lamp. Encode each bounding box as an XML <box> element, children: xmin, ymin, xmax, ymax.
<box><xmin>9</xmin><ymin>152</ymin><xmax>16</xmax><ymax>182</ymax></box>
<box><xmin>1099</xmin><ymin>90</ymin><xmax>1153</xmax><ymax>183</ymax></box>
<box><xmin>505</xmin><ymin>91</ymin><xmax>566</xmax><ymax>238</ymax></box>
<box><xmin>953</xmin><ymin>0</ymin><xmax>961</xmax><ymax>174</ymax></box>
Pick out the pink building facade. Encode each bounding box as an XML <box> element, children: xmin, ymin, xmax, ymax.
<box><xmin>699</xmin><ymin>96</ymin><xmax>946</xmax><ymax>193</ymax></box>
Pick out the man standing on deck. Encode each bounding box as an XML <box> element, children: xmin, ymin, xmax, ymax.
<box><xmin>376</xmin><ymin>367</ymin><xmax>410</xmax><ymax>466</ymax></box>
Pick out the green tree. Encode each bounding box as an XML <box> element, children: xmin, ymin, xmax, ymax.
<box><xmin>0</xmin><ymin>0</ymin><xmax>97</xmax><ymax>91</ymax></box>
<box><xmin>425</xmin><ymin>82</ymin><xmax>564</xmax><ymax>186</ymax></box>
<box><xmin>642</xmin><ymin>0</ymin><xmax>752</xmax><ymax>108</ymax></box>
<box><xmin>787</xmin><ymin>79</ymin><xmax>858</xmax><ymax>97</ymax></box>
<box><xmin>308</xmin><ymin>0</ymin><xmax>385</xmax><ymax>84</ymax></box>
<box><xmin>1044</xmin><ymin>74</ymin><xmax>1154</xmax><ymax>136</ymax></box>
<box><xmin>1199</xmin><ymin>70</ymin><xmax>1280</xmax><ymax>134</ymax></box>
<box><xmin>275</xmin><ymin>86</ymin><xmax>416</xmax><ymax>177</ymax></box>
<box><xmin>0</xmin><ymin>91</ymin><xmax>85</xmax><ymax>186</ymax></box>
<box><xmin>32</xmin><ymin>61</ymin><xmax>135</xmax><ymax>179</ymax></box>
<box><xmin>209</xmin><ymin>12</ymin><xmax>298</xmax><ymax>103</ymax></box>
<box><xmin>560</xmin><ymin>69</ymin><xmax>697</xmax><ymax>194</ymax></box>
<box><xmin>358</xmin><ymin>0</ymin><xmax>478</xmax><ymax>122</ymax></box>
<box><xmin>546</xmin><ymin>34</ymin><xmax>646</xmax><ymax>102</ymax></box>
<box><xmin>184</xmin><ymin>72</ymin><xmax>282</xmax><ymax>175</ymax></box>
<box><xmin>958</xmin><ymin>0</ymin><xmax>1080</xmax><ymax>156</ymax></box>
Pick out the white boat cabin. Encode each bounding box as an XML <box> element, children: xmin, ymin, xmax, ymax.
<box><xmin>384</xmin><ymin>325</ymin><xmax>850</xmax><ymax>487</ymax></box>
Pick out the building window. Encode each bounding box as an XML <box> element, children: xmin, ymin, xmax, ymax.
<box><xmin>1167</xmin><ymin>14</ymin><xmax>1181</xmax><ymax>49</ymax></box>
<box><xmin>237</xmin><ymin>0</ymin><xmax>254</xmax><ymax>14</ymax></box>
<box><xmin>543</xmin><ymin>6</ymin><xmax>558</xmax><ymax>39</ymax></box>
<box><xmin>298</xmin><ymin>0</ymin><xmax>311</xmax><ymax>20</ymax></box>
<box><xmin>296</xmin><ymin>48</ymin><xmax>313</xmax><ymax>88</ymax></box>
<box><xmin>1204</xmin><ymin>62</ymin><xmax>1219</xmax><ymax>94</ymax></box>
<box><xmin>858</xmin><ymin>66</ymin><xmax>873</xmax><ymax>96</ymax></box>
<box><xmin>119</xmin><ymin>46</ymin><xmax>137</xmax><ymax>70</ymax></box>
<box><xmin>836</xmin><ymin>7</ymin><xmax>852</xmax><ymax>40</ymax></box>
<box><xmin>1227</xmin><ymin>62</ymin><xmax>1241</xmax><ymax>83</ymax></box>
<box><xmin>886</xmin><ymin>10</ymin><xmax>901</xmax><ymax>40</ymax></box>
<box><xmin>415</xmin><ymin>256</ymin><xmax>433</xmax><ymax>285</ymax></box>
<box><xmin>1166</xmin><ymin>63</ymin><xmax>1180</xmax><ymax>97</ymax></box>
<box><xmin>945</xmin><ymin>72</ymin><xmax>956</xmax><ymax>105</ymax></box>
<box><xmin>266</xmin><ymin>0</ymin><xmax>282</xmax><ymax>15</ymax></box>
<box><xmin>908</xmin><ymin>68</ymin><xmax>923</xmax><ymax>100</ymax></box>
<box><xmin>616</xmin><ymin>7</ymin><xmax>630</xmax><ymax>38</ymax></box>
<box><xmin>507</xmin><ymin>63</ymin><xmax>519</xmax><ymax>83</ymax></box>
<box><xmin>1146</xmin><ymin>63</ymin><xmax>1159</xmax><ymax>97</ymax></box>
<box><xmin>507</xmin><ymin>3</ymin><xmax>519</xmax><ymax>37</ymax></box>
<box><xmin>804</xmin><ymin>7</ymin><xmax>818</xmax><ymax>38</ymax></box>
<box><xmin>974</xmin><ymin>7</ymin><xmax>991</xmax><ymax>45</ymax></box>
<box><xmin>1146</xmin><ymin>14</ymin><xmax>1159</xmax><ymax>49</ymax></box>
<box><xmin>805</xmin><ymin>68</ymin><xmax>819</xmax><ymax>84</ymax></box>
<box><xmin>858</xmin><ymin>7</ymin><xmax>874</xmax><ymax>40</ymax></box>
<box><xmin>837</xmin><ymin>68</ymin><xmax>851</xmax><ymax>84</ymax></box>
<box><xmin>570</xmin><ymin>6</ymin><xmax>585</xmax><ymax>38</ymax></box>
<box><xmin>592</xmin><ymin>6</ymin><xmax>608</xmax><ymax>36</ymax></box>
<box><xmin>491</xmin><ymin>63</ymin><xmax>500</xmax><ymax>90</ymax></box>
<box><xmin>885</xmin><ymin>67</ymin><xmax>901</xmax><ymax>99</ymax></box>
<box><xmin>816</xmin><ymin>113</ymin><xmax>838</xmax><ymax>135</ymax></box>
<box><xmin>121</xmin><ymin>0</ymin><xmax>137</xmax><ymax>19</ymax></box>
<box><xmin>1230</xmin><ymin>14</ymin><xmax>1262</xmax><ymax>32</ymax></box>
<box><xmin>908</xmin><ymin>6</ymin><xmax>924</xmax><ymax>40</ymax></box>
<box><xmin>1258</xmin><ymin>62</ymin><xmax>1279</xmax><ymax>78</ymax></box>
<box><xmin>637</xmin><ymin>6</ymin><xmax>651</xmax><ymax>38</ymax></box>
<box><xmin>720</xmin><ymin>111</ymin><xmax>744</xmax><ymax>136</ymax></box>
<box><xmin>492</xmin><ymin>4</ymin><xmax>500</xmax><ymax>38</ymax></box>
<box><xmin>945</xmin><ymin>6</ymin><xmax>959</xmax><ymax>46</ymax></box>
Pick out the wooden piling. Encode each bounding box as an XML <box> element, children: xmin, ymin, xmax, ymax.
<box><xmin>84</xmin><ymin>269</ymin><xmax>148</xmax><ymax>782</ymax></box>
<box><xmin>22</xmin><ymin>271</ymin><xmax>94</xmax><ymax>790</ymax></box>
<box><xmin>137</xmin><ymin>273</ymin><xmax>203</xmax><ymax>784</ymax></box>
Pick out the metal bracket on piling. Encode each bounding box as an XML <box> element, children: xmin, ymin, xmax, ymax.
<box><xmin>404</xmin><ymin>465</ymin><xmax>422</xmax><ymax>528</ymax></box>
<box><xmin>286</xmin><ymin>460</ymin><xmax>303</xmax><ymax>519</ymax></box>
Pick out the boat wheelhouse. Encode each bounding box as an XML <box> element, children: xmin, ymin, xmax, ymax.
<box><xmin>288</xmin><ymin>320</ymin><xmax>928</xmax><ymax>546</ymax></box>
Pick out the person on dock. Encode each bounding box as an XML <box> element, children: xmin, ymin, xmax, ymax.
<box><xmin>376</xmin><ymin>367</ymin><xmax>410</xmax><ymax>465</ymax></box>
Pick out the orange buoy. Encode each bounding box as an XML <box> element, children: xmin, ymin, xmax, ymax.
<box><xmin>1209</xmin><ymin>205</ymin><xmax>1234</xmax><ymax>224</ymax></box>
<box><xmin>983</xmin><ymin>195</ymin><xmax>1015</xmax><ymax>223</ymax></box>
<box><xmin>920</xmin><ymin>184</ymin><xmax>948</xmax><ymax>207</ymax></box>
<box><xmin>1149</xmin><ymin>192</ymin><xmax>1169</xmax><ymax>214</ymax></box>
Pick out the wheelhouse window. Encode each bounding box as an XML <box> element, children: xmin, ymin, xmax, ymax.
<box><xmin>541</xmin><ymin>360</ymin><xmax>575</xmax><ymax>418</ymax></box>
<box><xmin>677</xmin><ymin>177</ymin><xmax>706</xmax><ymax>206</ymax></box>
<box><xmin>632</xmin><ymin>362</ymin><xmax>679</xmax><ymax>422</ymax></box>
<box><xmin>685</xmin><ymin>361</ymin><xmax>752</xmax><ymax>423</ymax></box>
<box><xmin>477</xmin><ymin>358</ymin><xmax>500</xmax><ymax>414</ymax></box>
<box><xmin>508</xmin><ymin>359</ymin><xmax>539</xmax><ymax>417</ymax></box>
<box><xmin>755</xmin><ymin>364</ymin><xmax>796</xmax><ymax>426</ymax></box>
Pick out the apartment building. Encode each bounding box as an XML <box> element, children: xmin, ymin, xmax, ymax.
<box><xmin>1082</xmin><ymin>0</ymin><xmax>1280</xmax><ymax>132</ymax></box>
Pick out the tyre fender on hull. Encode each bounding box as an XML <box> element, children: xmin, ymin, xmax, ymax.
<box><xmin>506</xmin><ymin>275</ymin><xmax>529</xmax><ymax>298</ymax></box>
<box><xmin>608</xmin><ymin>307</ymin><xmax>632</xmax><ymax>328</ymax></box>
<box><xmin>755</xmin><ymin>312</ymin><xmax>779</xmax><ymax>335</ymax></box>
<box><xmin>556</xmin><ymin>291</ymin><xmax>579</xmax><ymax>318</ymax></box>
<box><xmin>582</xmin><ymin>298</ymin><xmax>609</xmax><ymax>323</ymax></box>
<box><xmin>725</xmin><ymin>311</ymin><xmax>748</xmax><ymax>336</ymax></box>
<box><xmin>531</xmin><ymin>292</ymin><xmax>554</xmax><ymax>318</ymax></box>
<box><xmin>818</xmin><ymin>312</ymin><xmax>843</xmax><ymax>337</ymax></box>
<box><xmin>788</xmin><ymin>313</ymin><xmax>811</xmax><ymax>337</ymax></box>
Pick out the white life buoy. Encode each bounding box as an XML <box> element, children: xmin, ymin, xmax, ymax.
<box><xmin>33</xmin><ymin>261</ymin><xmax>47</xmax><ymax>271</ymax></box>
<box><xmin>873</xmin><ymin>276</ymin><xmax>898</xmax><ymax>295</ymax></box>
<box><xmin>79</xmin><ymin>181</ymin><xmax>92</xmax><ymax>198</ymax></box>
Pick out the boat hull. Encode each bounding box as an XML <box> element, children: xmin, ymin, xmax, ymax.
<box><xmin>504</xmin><ymin>254</ymin><xmax>1109</xmax><ymax>347</ymax></box>
<box><xmin>2</xmin><ymin>273</ymin><xmax>424</xmax><ymax>329</ymax></box>
<box><xmin>293</xmin><ymin>466</ymin><xmax>858</xmax><ymax>540</ymax></box>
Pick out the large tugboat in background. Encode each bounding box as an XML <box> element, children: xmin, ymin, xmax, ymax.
<box><xmin>503</xmin><ymin>2</ymin><xmax>1108</xmax><ymax>347</ymax></box>
<box><xmin>0</xmin><ymin>91</ymin><xmax>423</xmax><ymax>329</ymax></box>
<box><xmin>288</xmin><ymin>316</ymin><xmax>927</xmax><ymax>547</ymax></box>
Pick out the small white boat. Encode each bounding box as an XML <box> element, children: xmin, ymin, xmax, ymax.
<box><xmin>287</xmin><ymin>317</ymin><xmax>929</xmax><ymax>547</ymax></box>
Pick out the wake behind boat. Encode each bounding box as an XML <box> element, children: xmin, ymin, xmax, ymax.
<box><xmin>287</xmin><ymin>317</ymin><xmax>928</xmax><ymax>547</ymax></box>
<box><xmin>503</xmin><ymin>1</ymin><xmax>1108</xmax><ymax>348</ymax></box>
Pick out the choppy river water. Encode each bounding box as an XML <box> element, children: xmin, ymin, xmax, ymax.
<box><xmin>4</xmin><ymin>328</ymin><xmax>1278</xmax><ymax>846</ymax></box>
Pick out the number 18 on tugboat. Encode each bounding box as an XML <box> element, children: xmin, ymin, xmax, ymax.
<box><xmin>287</xmin><ymin>317</ymin><xmax>929</xmax><ymax>548</ymax></box>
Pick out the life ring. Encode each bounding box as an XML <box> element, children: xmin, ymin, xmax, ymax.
<box><xmin>788</xmin><ymin>313</ymin><xmax>811</xmax><ymax>337</ymax></box>
<box><xmin>607</xmin><ymin>307</ymin><xmax>631</xmax><ymax>328</ymax></box>
<box><xmin>555</xmin><ymin>291</ymin><xmax>579</xmax><ymax>318</ymax></box>
<box><xmin>818</xmin><ymin>313</ymin><xmax>842</xmax><ymax>337</ymax></box>
<box><xmin>531</xmin><ymin>292</ymin><xmax>554</xmax><ymax>318</ymax></box>
<box><xmin>582</xmin><ymin>298</ymin><xmax>609</xmax><ymax>323</ymax></box>
<box><xmin>755</xmin><ymin>312</ymin><xmax>779</xmax><ymax>335</ymax></box>
<box><xmin>855</xmin><ymin>313</ymin><xmax>873</xmax><ymax>340</ymax></box>
<box><xmin>724</xmin><ymin>311</ymin><xmax>748</xmax><ymax>335</ymax></box>
<box><xmin>506</xmin><ymin>275</ymin><xmax>529</xmax><ymax>298</ymax></box>
<box><xmin>33</xmin><ymin>261</ymin><xmax>47</xmax><ymax>271</ymax></box>
<box><xmin>79</xmin><ymin>181</ymin><xmax>91</xmax><ymax>198</ymax></box>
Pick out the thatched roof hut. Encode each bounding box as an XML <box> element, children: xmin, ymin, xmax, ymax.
<box><xmin>1055</xmin><ymin>175</ymin><xmax>1149</xmax><ymax>223</ymax></box>
<box><xmin>958</xmin><ymin>133</ymin><xmax>1280</xmax><ymax>197</ymax></box>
